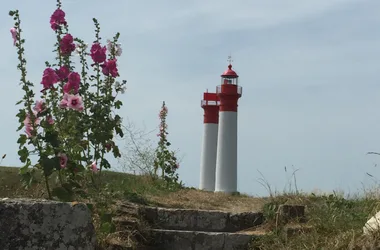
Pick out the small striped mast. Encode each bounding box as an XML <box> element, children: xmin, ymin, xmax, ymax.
<box><xmin>199</xmin><ymin>90</ymin><xmax>220</xmax><ymax>191</ymax></box>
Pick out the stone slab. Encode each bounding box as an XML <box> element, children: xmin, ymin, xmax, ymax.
<box><xmin>0</xmin><ymin>198</ymin><xmax>96</xmax><ymax>250</ymax></box>
<box><xmin>140</xmin><ymin>206</ymin><xmax>263</xmax><ymax>232</ymax></box>
<box><xmin>149</xmin><ymin>229</ymin><xmax>260</xmax><ymax>250</ymax></box>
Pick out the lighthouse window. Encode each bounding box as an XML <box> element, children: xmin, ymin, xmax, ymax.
<box><xmin>223</xmin><ymin>78</ymin><xmax>233</xmax><ymax>85</ymax></box>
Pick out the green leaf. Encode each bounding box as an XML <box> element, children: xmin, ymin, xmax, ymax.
<box><xmin>112</xmin><ymin>145</ymin><xmax>121</xmax><ymax>158</ymax></box>
<box><xmin>19</xmin><ymin>159</ymin><xmax>31</xmax><ymax>175</ymax></box>
<box><xmin>18</xmin><ymin>146</ymin><xmax>29</xmax><ymax>163</ymax></box>
<box><xmin>52</xmin><ymin>187</ymin><xmax>73</xmax><ymax>202</ymax></box>
<box><xmin>101</xmin><ymin>158</ymin><xmax>111</xmax><ymax>169</ymax></box>
<box><xmin>15</xmin><ymin>100</ymin><xmax>23</xmax><ymax>105</ymax></box>
<box><xmin>115</xmin><ymin>126</ymin><xmax>124</xmax><ymax>137</ymax></box>
<box><xmin>40</xmin><ymin>157</ymin><xmax>59</xmax><ymax>176</ymax></box>
<box><xmin>17</xmin><ymin>134</ymin><xmax>27</xmax><ymax>146</ymax></box>
<box><xmin>44</xmin><ymin>130</ymin><xmax>60</xmax><ymax>148</ymax></box>
<box><xmin>114</xmin><ymin>100</ymin><xmax>122</xmax><ymax>109</ymax></box>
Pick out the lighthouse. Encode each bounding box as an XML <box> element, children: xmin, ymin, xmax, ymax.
<box><xmin>215</xmin><ymin>62</ymin><xmax>242</xmax><ymax>193</ymax></box>
<box><xmin>199</xmin><ymin>92</ymin><xmax>220</xmax><ymax>191</ymax></box>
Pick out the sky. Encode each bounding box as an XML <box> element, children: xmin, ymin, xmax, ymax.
<box><xmin>1</xmin><ymin>0</ymin><xmax>380</xmax><ymax>197</ymax></box>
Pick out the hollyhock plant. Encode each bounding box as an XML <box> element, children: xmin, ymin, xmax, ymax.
<box><xmin>41</xmin><ymin>68</ymin><xmax>59</xmax><ymax>89</ymax></box>
<box><xmin>107</xmin><ymin>39</ymin><xmax>122</xmax><ymax>57</ymax></box>
<box><xmin>56</xmin><ymin>66</ymin><xmax>69</xmax><ymax>81</ymax></box>
<box><xmin>66</xmin><ymin>94</ymin><xmax>84</xmax><ymax>111</ymax></box>
<box><xmin>90</xmin><ymin>43</ymin><xmax>106</xmax><ymax>63</ymax></box>
<box><xmin>50</xmin><ymin>8</ymin><xmax>66</xmax><ymax>30</ymax></box>
<box><xmin>10</xmin><ymin>27</ymin><xmax>17</xmax><ymax>46</ymax></box>
<box><xmin>59</xmin><ymin>93</ymin><xmax>69</xmax><ymax>108</ymax></box>
<box><xmin>58</xmin><ymin>153</ymin><xmax>68</xmax><ymax>169</ymax></box>
<box><xmin>10</xmin><ymin>0</ymin><xmax>127</xmax><ymax>200</ymax></box>
<box><xmin>153</xmin><ymin>102</ymin><xmax>181</xmax><ymax>188</ymax></box>
<box><xmin>63</xmin><ymin>72</ymin><xmax>80</xmax><ymax>94</ymax></box>
<box><xmin>33</xmin><ymin>100</ymin><xmax>45</xmax><ymax>113</ymax></box>
<box><xmin>90</xmin><ymin>161</ymin><xmax>98</xmax><ymax>172</ymax></box>
<box><xmin>60</xmin><ymin>34</ymin><xmax>75</xmax><ymax>55</ymax></box>
<box><xmin>101</xmin><ymin>59</ymin><xmax>118</xmax><ymax>77</ymax></box>
<box><xmin>47</xmin><ymin>115</ymin><xmax>54</xmax><ymax>125</ymax></box>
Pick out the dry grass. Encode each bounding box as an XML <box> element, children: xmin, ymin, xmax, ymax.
<box><xmin>146</xmin><ymin>189</ymin><xmax>266</xmax><ymax>213</ymax></box>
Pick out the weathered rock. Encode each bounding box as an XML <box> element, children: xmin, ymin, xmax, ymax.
<box><xmin>149</xmin><ymin>229</ymin><xmax>258</xmax><ymax>250</ymax></box>
<box><xmin>278</xmin><ymin>204</ymin><xmax>306</xmax><ymax>224</ymax></box>
<box><xmin>229</xmin><ymin>212</ymin><xmax>264</xmax><ymax>231</ymax></box>
<box><xmin>364</xmin><ymin>211</ymin><xmax>380</xmax><ymax>235</ymax></box>
<box><xmin>140</xmin><ymin>206</ymin><xmax>263</xmax><ymax>232</ymax></box>
<box><xmin>0</xmin><ymin>198</ymin><xmax>96</xmax><ymax>250</ymax></box>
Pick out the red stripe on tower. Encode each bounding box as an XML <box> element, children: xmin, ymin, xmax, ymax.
<box><xmin>202</xmin><ymin>92</ymin><xmax>219</xmax><ymax>123</ymax></box>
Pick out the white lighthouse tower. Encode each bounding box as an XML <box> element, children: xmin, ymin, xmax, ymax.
<box><xmin>215</xmin><ymin>62</ymin><xmax>242</xmax><ymax>193</ymax></box>
<box><xmin>199</xmin><ymin>92</ymin><xmax>220</xmax><ymax>191</ymax></box>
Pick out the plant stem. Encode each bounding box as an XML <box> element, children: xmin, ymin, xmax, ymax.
<box><xmin>44</xmin><ymin>174</ymin><xmax>52</xmax><ymax>199</ymax></box>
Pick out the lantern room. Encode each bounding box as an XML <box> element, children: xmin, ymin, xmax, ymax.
<box><xmin>221</xmin><ymin>64</ymin><xmax>239</xmax><ymax>85</ymax></box>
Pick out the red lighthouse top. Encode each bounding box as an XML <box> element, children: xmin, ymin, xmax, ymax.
<box><xmin>216</xmin><ymin>62</ymin><xmax>242</xmax><ymax>112</ymax></box>
<box><xmin>221</xmin><ymin>64</ymin><xmax>239</xmax><ymax>78</ymax></box>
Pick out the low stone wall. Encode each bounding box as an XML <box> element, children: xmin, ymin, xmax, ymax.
<box><xmin>0</xmin><ymin>198</ymin><xmax>96</xmax><ymax>250</ymax></box>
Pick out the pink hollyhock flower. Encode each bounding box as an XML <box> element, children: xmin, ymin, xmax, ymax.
<box><xmin>25</xmin><ymin>125</ymin><xmax>33</xmax><ymax>138</ymax></box>
<box><xmin>90</xmin><ymin>161</ymin><xmax>98</xmax><ymax>172</ymax></box>
<box><xmin>67</xmin><ymin>94</ymin><xmax>84</xmax><ymax>111</ymax></box>
<box><xmin>58</xmin><ymin>153</ymin><xmax>68</xmax><ymax>169</ymax></box>
<box><xmin>23</xmin><ymin>112</ymin><xmax>40</xmax><ymax>138</ymax></box>
<box><xmin>59</xmin><ymin>93</ymin><xmax>69</xmax><ymax>108</ymax></box>
<box><xmin>56</xmin><ymin>66</ymin><xmax>70</xmax><ymax>81</ymax></box>
<box><xmin>60</xmin><ymin>34</ymin><xmax>75</xmax><ymax>55</ymax></box>
<box><xmin>41</xmin><ymin>68</ymin><xmax>59</xmax><ymax>89</ymax></box>
<box><xmin>47</xmin><ymin>115</ymin><xmax>54</xmax><ymax>125</ymax></box>
<box><xmin>10</xmin><ymin>27</ymin><xmax>17</xmax><ymax>46</ymax></box>
<box><xmin>50</xmin><ymin>9</ymin><xmax>67</xmax><ymax>30</ymax></box>
<box><xmin>101</xmin><ymin>59</ymin><xmax>119</xmax><ymax>77</ymax></box>
<box><xmin>33</xmin><ymin>100</ymin><xmax>45</xmax><ymax>113</ymax></box>
<box><xmin>24</xmin><ymin>112</ymin><xmax>40</xmax><ymax>126</ymax></box>
<box><xmin>90</xmin><ymin>43</ymin><xmax>107</xmax><ymax>63</ymax></box>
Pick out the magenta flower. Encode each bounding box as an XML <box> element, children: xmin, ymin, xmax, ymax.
<box><xmin>60</xmin><ymin>34</ymin><xmax>75</xmax><ymax>55</ymax></box>
<box><xmin>101</xmin><ymin>59</ymin><xmax>119</xmax><ymax>77</ymax></box>
<box><xmin>56</xmin><ymin>66</ymin><xmax>70</xmax><ymax>81</ymax></box>
<box><xmin>90</xmin><ymin>161</ymin><xmax>98</xmax><ymax>172</ymax></box>
<box><xmin>50</xmin><ymin>9</ymin><xmax>67</xmax><ymax>30</ymax></box>
<box><xmin>67</xmin><ymin>94</ymin><xmax>84</xmax><ymax>111</ymax></box>
<box><xmin>63</xmin><ymin>72</ymin><xmax>81</xmax><ymax>94</ymax></box>
<box><xmin>10</xmin><ymin>27</ymin><xmax>17</xmax><ymax>46</ymax></box>
<box><xmin>90</xmin><ymin>43</ymin><xmax>107</xmax><ymax>63</ymax></box>
<box><xmin>41</xmin><ymin>68</ymin><xmax>59</xmax><ymax>89</ymax></box>
<box><xmin>58</xmin><ymin>153</ymin><xmax>68</xmax><ymax>169</ymax></box>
